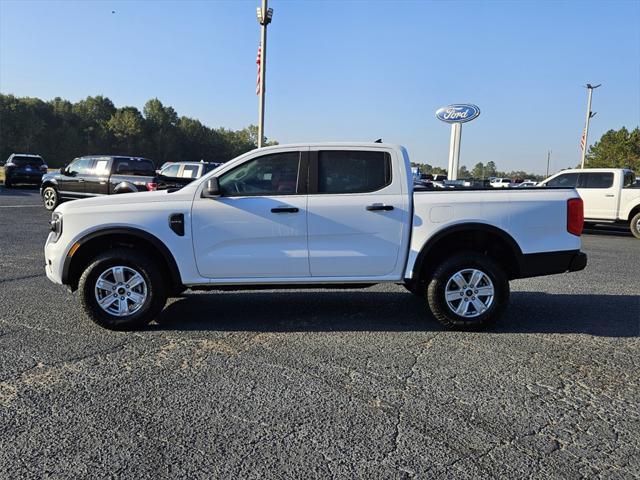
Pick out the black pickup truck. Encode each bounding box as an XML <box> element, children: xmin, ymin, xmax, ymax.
<box><xmin>40</xmin><ymin>156</ymin><xmax>157</xmax><ymax>211</ymax></box>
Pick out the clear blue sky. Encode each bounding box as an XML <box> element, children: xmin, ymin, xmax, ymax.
<box><xmin>1</xmin><ymin>0</ymin><xmax>639</xmax><ymax>174</ymax></box>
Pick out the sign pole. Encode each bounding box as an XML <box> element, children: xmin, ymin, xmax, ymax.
<box><xmin>447</xmin><ymin>123</ymin><xmax>462</xmax><ymax>180</ymax></box>
<box><xmin>256</xmin><ymin>0</ymin><xmax>273</xmax><ymax>149</ymax></box>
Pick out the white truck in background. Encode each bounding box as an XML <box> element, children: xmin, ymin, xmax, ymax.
<box><xmin>540</xmin><ymin>168</ymin><xmax>640</xmax><ymax>238</ymax></box>
<box><xmin>44</xmin><ymin>143</ymin><xmax>587</xmax><ymax>331</ymax></box>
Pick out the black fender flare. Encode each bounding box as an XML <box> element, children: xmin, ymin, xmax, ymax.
<box><xmin>62</xmin><ymin>227</ymin><xmax>183</xmax><ymax>289</ymax></box>
<box><xmin>409</xmin><ymin>222</ymin><xmax>524</xmax><ymax>281</ymax></box>
<box><xmin>113</xmin><ymin>181</ymin><xmax>139</xmax><ymax>194</ymax></box>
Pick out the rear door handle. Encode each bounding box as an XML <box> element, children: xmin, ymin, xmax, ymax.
<box><xmin>605</xmin><ymin>194</ymin><xmax>615</xmax><ymax>197</ymax></box>
<box><xmin>366</xmin><ymin>204</ymin><xmax>394</xmax><ymax>211</ymax></box>
<box><xmin>271</xmin><ymin>207</ymin><xmax>299</xmax><ymax>213</ymax></box>
<box><xmin>78</xmin><ymin>178</ymin><xmax>85</xmax><ymax>182</ymax></box>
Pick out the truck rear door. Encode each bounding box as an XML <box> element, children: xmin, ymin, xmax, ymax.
<box><xmin>306</xmin><ymin>148</ymin><xmax>408</xmax><ymax>277</ymax></box>
<box><xmin>577</xmin><ymin>171</ymin><xmax>618</xmax><ymax>220</ymax></box>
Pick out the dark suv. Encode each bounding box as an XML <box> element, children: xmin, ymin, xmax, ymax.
<box><xmin>3</xmin><ymin>154</ymin><xmax>48</xmax><ymax>187</ymax></box>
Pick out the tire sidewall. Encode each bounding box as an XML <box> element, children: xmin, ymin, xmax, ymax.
<box><xmin>427</xmin><ymin>253</ymin><xmax>509</xmax><ymax>328</ymax></box>
<box><xmin>79</xmin><ymin>251</ymin><xmax>166</xmax><ymax>330</ymax></box>
<box><xmin>631</xmin><ymin>213</ymin><xmax>640</xmax><ymax>240</ymax></box>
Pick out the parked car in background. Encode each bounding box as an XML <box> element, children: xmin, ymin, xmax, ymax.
<box><xmin>540</xmin><ymin>168</ymin><xmax>640</xmax><ymax>238</ymax></box>
<box><xmin>517</xmin><ymin>181</ymin><xmax>538</xmax><ymax>188</ymax></box>
<box><xmin>157</xmin><ymin>161</ymin><xmax>222</xmax><ymax>190</ymax></box>
<box><xmin>44</xmin><ymin>142</ymin><xmax>586</xmax><ymax>331</ymax></box>
<box><xmin>40</xmin><ymin>156</ymin><xmax>157</xmax><ymax>211</ymax></box>
<box><xmin>3</xmin><ymin>154</ymin><xmax>48</xmax><ymax>187</ymax></box>
<box><xmin>490</xmin><ymin>178</ymin><xmax>513</xmax><ymax>188</ymax></box>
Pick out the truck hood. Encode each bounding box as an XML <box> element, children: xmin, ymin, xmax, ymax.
<box><xmin>55</xmin><ymin>189</ymin><xmax>194</xmax><ymax>214</ymax></box>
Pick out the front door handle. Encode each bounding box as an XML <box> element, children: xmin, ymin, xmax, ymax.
<box><xmin>605</xmin><ymin>194</ymin><xmax>615</xmax><ymax>197</ymax></box>
<box><xmin>78</xmin><ymin>178</ymin><xmax>85</xmax><ymax>182</ymax></box>
<box><xmin>366</xmin><ymin>204</ymin><xmax>394</xmax><ymax>211</ymax></box>
<box><xmin>271</xmin><ymin>207</ymin><xmax>299</xmax><ymax>213</ymax></box>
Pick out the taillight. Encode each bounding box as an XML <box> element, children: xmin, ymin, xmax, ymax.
<box><xmin>567</xmin><ymin>198</ymin><xmax>584</xmax><ymax>236</ymax></box>
<box><xmin>146</xmin><ymin>182</ymin><xmax>158</xmax><ymax>191</ymax></box>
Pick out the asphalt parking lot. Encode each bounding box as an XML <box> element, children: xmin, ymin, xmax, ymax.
<box><xmin>0</xmin><ymin>187</ymin><xmax>638</xmax><ymax>479</ymax></box>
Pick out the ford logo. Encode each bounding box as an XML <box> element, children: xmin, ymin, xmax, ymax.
<box><xmin>435</xmin><ymin>104</ymin><xmax>481</xmax><ymax>124</ymax></box>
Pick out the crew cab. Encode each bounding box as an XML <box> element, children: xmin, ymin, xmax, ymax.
<box><xmin>540</xmin><ymin>168</ymin><xmax>640</xmax><ymax>239</ymax></box>
<box><xmin>44</xmin><ymin>143</ymin><xmax>587</xmax><ymax>330</ymax></box>
<box><xmin>40</xmin><ymin>156</ymin><xmax>157</xmax><ymax>211</ymax></box>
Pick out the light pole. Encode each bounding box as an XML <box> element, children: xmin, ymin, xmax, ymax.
<box><xmin>546</xmin><ymin>149</ymin><xmax>551</xmax><ymax>178</ymax></box>
<box><xmin>580</xmin><ymin>83</ymin><xmax>601</xmax><ymax>169</ymax></box>
<box><xmin>256</xmin><ymin>0</ymin><xmax>273</xmax><ymax>148</ymax></box>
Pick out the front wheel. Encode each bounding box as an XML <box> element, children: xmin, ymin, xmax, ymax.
<box><xmin>426</xmin><ymin>253</ymin><xmax>509</xmax><ymax>329</ymax></box>
<box><xmin>630</xmin><ymin>212</ymin><xmax>640</xmax><ymax>240</ymax></box>
<box><xmin>42</xmin><ymin>186</ymin><xmax>59</xmax><ymax>211</ymax></box>
<box><xmin>78</xmin><ymin>248</ymin><xmax>167</xmax><ymax>330</ymax></box>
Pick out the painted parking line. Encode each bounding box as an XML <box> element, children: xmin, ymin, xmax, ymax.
<box><xmin>0</xmin><ymin>204</ymin><xmax>42</xmax><ymax>208</ymax></box>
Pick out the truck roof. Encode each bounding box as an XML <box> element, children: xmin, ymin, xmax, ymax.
<box><xmin>255</xmin><ymin>142</ymin><xmax>403</xmax><ymax>151</ymax></box>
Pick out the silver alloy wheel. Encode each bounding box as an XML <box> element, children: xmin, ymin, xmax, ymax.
<box><xmin>444</xmin><ymin>268</ymin><xmax>495</xmax><ymax>318</ymax></box>
<box><xmin>43</xmin><ymin>188</ymin><xmax>56</xmax><ymax>209</ymax></box>
<box><xmin>636</xmin><ymin>217</ymin><xmax>640</xmax><ymax>233</ymax></box>
<box><xmin>94</xmin><ymin>266</ymin><xmax>148</xmax><ymax>317</ymax></box>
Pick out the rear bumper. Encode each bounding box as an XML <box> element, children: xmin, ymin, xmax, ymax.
<box><xmin>517</xmin><ymin>250</ymin><xmax>587</xmax><ymax>279</ymax></box>
<box><xmin>7</xmin><ymin>173</ymin><xmax>43</xmax><ymax>183</ymax></box>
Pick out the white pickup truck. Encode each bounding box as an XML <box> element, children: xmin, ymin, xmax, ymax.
<box><xmin>44</xmin><ymin>143</ymin><xmax>587</xmax><ymax>330</ymax></box>
<box><xmin>540</xmin><ymin>168</ymin><xmax>640</xmax><ymax>238</ymax></box>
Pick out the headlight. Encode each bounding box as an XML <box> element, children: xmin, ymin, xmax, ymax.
<box><xmin>50</xmin><ymin>213</ymin><xmax>63</xmax><ymax>242</ymax></box>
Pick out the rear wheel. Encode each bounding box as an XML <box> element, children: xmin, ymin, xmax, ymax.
<box><xmin>78</xmin><ymin>248</ymin><xmax>167</xmax><ymax>330</ymax></box>
<box><xmin>630</xmin><ymin>212</ymin><xmax>640</xmax><ymax>240</ymax></box>
<box><xmin>426</xmin><ymin>252</ymin><xmax>509</xmax><ymax>329</ymax></box>
<box><xmin>42</xmin><ymin>186</ymin><xmax>59</xmax><ymax>211</ymax></box>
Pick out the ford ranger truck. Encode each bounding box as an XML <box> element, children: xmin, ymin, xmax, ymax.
<box><xmin>44</xmin><ymin>143</ymin><xmax>587</xmax><ymax>330</ymax></box>
<box><xmin>540</xmin><ymin>168</ymin><xmax>640</xmax><ymax>239</ymax></box>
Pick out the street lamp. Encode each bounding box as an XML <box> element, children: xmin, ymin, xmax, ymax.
<box><xmin>580</xmin><ymin>83</ymin><xmax>601</xmax><ymax>169</ymax></box>
<box><xmin>256</xmin><ymin>1</ymin><xmax>273</xmax><ymax>148</ymax></box>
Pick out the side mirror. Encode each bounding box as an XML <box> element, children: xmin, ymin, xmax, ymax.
<box><xmin>202</xmin><ymin>177</ymin><xmax>221</xmax><ymax>198</ymax></box>
<box><xmin>59</xmin><ymin>167</ymin><xmax>66</xmax><ymax>174</ymax></box>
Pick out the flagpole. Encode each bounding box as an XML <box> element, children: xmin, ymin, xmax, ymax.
<box><xmin>580</xmin><ymin>83</ymin><xmax>601</xmax><ymax>169</ymax></box>
<box><xmin>256</xmin><ymin>0</ymin><xmax>273</xmax><ymax>149</ymax></box>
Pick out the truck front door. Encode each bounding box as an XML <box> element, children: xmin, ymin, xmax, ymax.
<box><xmin>192</xmin><ymin>149</ymin><xmax>310</xmax><ymax>279</ymax></box>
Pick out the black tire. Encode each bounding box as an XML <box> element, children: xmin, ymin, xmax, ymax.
<box><xmin>426</xmin><ymin>252</ymin><xmax>509</xmax><ymax>329</ymax></box>
<box><xmin>4</xmin><ymin>178</ymin><xmax>11</xmax><ymax>188</ymax></box>
<box><xmin>78</xmin><ymin>248</ymin><xmax>167</xmax><ymax>330</ymax></box>
<box><xmin>42</xmin><ymin>186</ymin><xmax>59</xmax><ymax>211</ymax></box>
<box><xmin>630</xmin><ymin>212</ymin><xmax>640</xmax><ymax>240</ymax></box>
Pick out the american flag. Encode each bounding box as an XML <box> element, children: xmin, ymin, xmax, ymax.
<box><xmin>580</xmin><ymin>128</ymin><xmax>586</xmax><ymax>152</ymax></box>
<box><xmin>256</xmin><ymin>44</ymin><xmax>261</xmax><ymax>95</ymax></box>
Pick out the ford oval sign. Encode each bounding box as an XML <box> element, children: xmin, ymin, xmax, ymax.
<box><xmin>435</xmin><ymin>104</ymin><xmax>481</xmax><ymax>124</ymax></box>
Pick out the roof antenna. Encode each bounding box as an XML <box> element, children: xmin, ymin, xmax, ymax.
<box><xmin>374</xmin><ymin>138</ymin><xmax>382</xmax><ymax>143</ymax></box>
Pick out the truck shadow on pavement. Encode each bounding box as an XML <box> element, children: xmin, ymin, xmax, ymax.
<box><xmin>155</xmin><ymin>291</ymin><xmax>639</xmax><ymax>337</ymax></box>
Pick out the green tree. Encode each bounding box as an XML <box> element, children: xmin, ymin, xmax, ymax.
<box><xmin>471</xmin><ymin>162</ymin><xmax>485</xmax><ymax>178</ymax></box>
<box><xmin>484</xmin><ymin>161</ymin><xmax>497</xmax><ymax>177</ymax></box>
<box><xmin>586</xmin><ymin>127</ymin><xmax>640</xmax><ymax>171</ymax></box>
<box><xmin>458</xmin><ymin>165</ymin><xmax>470</xmax><ymax>178</ymax></box>
<box><xmin>107</xmin><ymin>107</ymin><xmax>145</xmax><ymax>153</ymax></box>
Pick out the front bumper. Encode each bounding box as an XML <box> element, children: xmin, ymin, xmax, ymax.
<box><xmin>518</xmin><ymin>250</ymin><xmax>587</xmax><ymax>279</ymax></box>
<box><xmin>44</xmin><ymin>232</ymin><xmax>64</xmax><ymax>285</ymax></box>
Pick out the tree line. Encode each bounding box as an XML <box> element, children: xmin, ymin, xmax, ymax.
<box><xmin>0</xmin><ymin>94</ymin><xmax>274</xmax><ymax>168</ymax></box>
<box><xmin>412</xmin><ymin>126</ymin><xmax>640</xmax><ymax>180</ymax></box>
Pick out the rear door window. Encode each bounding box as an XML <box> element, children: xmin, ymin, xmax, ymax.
<box><xmin>181</xmin><ymin>164</ymin><xmax>200</xmax><ymax>179</ymax></box>
<box><xmin>316</xmin><ymin>150</ymin><xmax>391</xmax><ymax>194</ymax></box>
<box><xmin>546</xmin><ymin>173</ymin><xmax>579</xmax><ymax>187</ymax></box>
<box><xmin>578</xmin><ymin>172</ymin><xmax>614</xmax><ymax>189</ymax></box>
